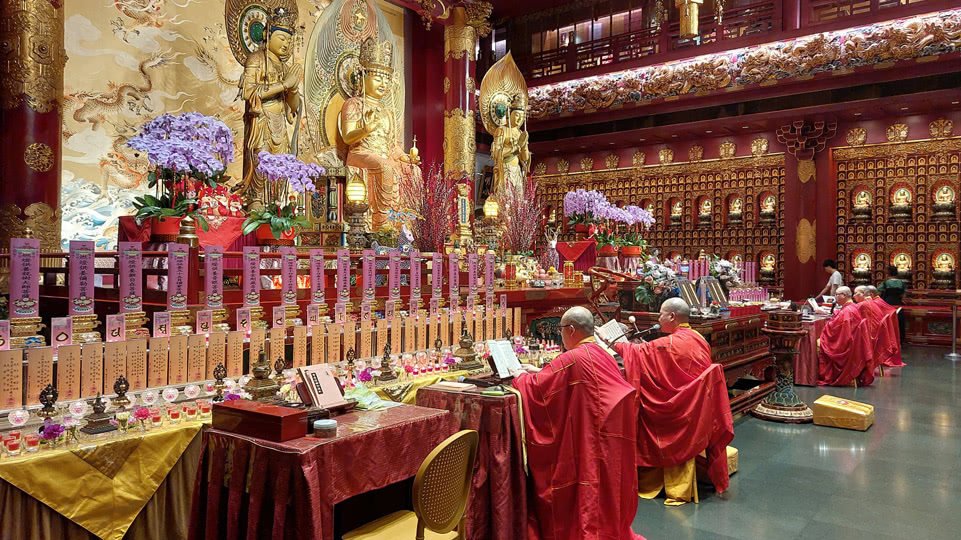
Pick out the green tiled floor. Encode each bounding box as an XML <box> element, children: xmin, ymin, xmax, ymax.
<box><xmin>631</xmin><ymin>346</ymin><xmax>961</xmax><ymax>540</ymax></box>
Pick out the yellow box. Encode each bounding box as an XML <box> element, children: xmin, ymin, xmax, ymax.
<box><xmin>697</xmin><ymin>446</ymin><xmax>738</xmax><ymax>479</ymax></box>
<box><xmin>813</xmin><ymin>395</ymin><xmax>874</xmax><ymax>431</ymax></box>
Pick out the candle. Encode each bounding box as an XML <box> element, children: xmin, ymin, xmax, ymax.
<box><xmin>25</xmin><ymin>434</ymin><xmax>39</xmax><ymax>452</ymax></box>
<box><xmin>186</xmin><ymin>406</ymin><xmax>197</xmax><ymax>420</ymax></box>
<box><xmin>6</xmin><ymin>439</ymin><xmax>20</xmax><ymax>456</ymax></box>
<box><xmin>200</xmin><ymin>404</ymin><xmax>211</xmax><ymax>418</ymax></box>
<box><xmin>151</xmin><ymin>413</ymin><xmax>163</xmax><ymax>427</ymax></box>
<box><xmin>168</xmin><ymin>409</ymin><xmax>181</xmax><ymax>424</ymax></box>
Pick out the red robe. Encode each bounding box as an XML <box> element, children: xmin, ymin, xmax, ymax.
<box><xmin>513</xmin><ymin>340</ymin><xmax>644</xmax><ymax>540</ymax></box>
<box><xmin>855</xmin><ymin>300</ymin><xmax>883</xmax><ymax>372</ymax></box>
<box><xmin>874</xmin><ymin>298</ymin><xmax>904</xmax><ymax>367</ymax></box>
<box><xmin>818</xmin><ymin>302</ymin><xmax>874</xmax><ymax>386</ymax></box>
<box><xmin>613</xmin><ymin>327</ymin><xmax>735</xmax><ymax>493</ymax></box>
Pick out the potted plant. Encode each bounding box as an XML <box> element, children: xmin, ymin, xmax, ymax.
<box><xmin>620</xmin><ymin>205</ymin><xmax>655</xmax><ymax>256</ymax></box>
<box><xmin>563</xmin><ymin>189</ymin><xmax>608</xmax><ymax>237</ymax></box>
<box><xmin>127</xmin><ymin>112</ymin><xmax>235</xmax><ymax>237</ymax></box>
<box><xmin>634</xmin><ymin>259</ymin><xmax>680</xmax><ymax>312</ymax></box>
<box><xmin>241</xmin><ymin>152</ymin><xmax>324</xmax><ymax>244</ymax></box>
<box><xmin>594</xmin><ymin>225</ymin><xmax>620</xmax><ymax>256</ymax></box>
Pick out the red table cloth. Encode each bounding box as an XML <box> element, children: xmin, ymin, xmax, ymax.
<box><xmin>556</xmin><ymin>239</ymin><xmax>597</xmax><ymax>272</ymax></box>
<box><xmin>187</xmin><ymin>405</ymin><xmax>458</xmax><ymax>540</ymax></box>
<box><xmin>416</xmin><ymin>387</ymin><xmax>527</xmax><ymax>540</ymax></box>
<box><xmin>118</xmin><ymin>215</ymin><xmax>249</xmax><ymax>250</ymax></box>
<box><xmin>795</xmin><ymin>317</ymin><xmax>829</xmax><ymax>386</ymax></box>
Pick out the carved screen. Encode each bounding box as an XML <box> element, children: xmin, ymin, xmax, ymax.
<box><xmin>538</xmin><ymin>154</ymin><xmax>786</xmax><ymax>287</ymax></box>
<box><xmin>834</xmin><ymin>137</ymin><xmax>961</xmax><ymax>289</ymax></box>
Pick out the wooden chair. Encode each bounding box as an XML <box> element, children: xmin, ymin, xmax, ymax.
<box><xmin>343</xmin><ymin>430</ymin><xmax>480</xmax><ymax>540</ymax></box>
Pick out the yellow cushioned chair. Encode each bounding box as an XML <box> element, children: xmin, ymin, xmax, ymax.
<box><xmin>343</xmin><ymin>430</ymin><xmax>479</xmax><ymax>540</ymax></box>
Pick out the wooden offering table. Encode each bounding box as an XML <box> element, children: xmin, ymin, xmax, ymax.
<box><xmin>188</xmin><ymin>404</ymin><xmax>458</xmax><ymax>540</ymax></box>
<box><xmin>902</xmin><ymin>289</ymin><xmax>961</xmax><ymax>348</ymax></box>
<box><xmin>624</xmin><ymin>311</ymin><xmax>774</xmax><ymax>415</ymax></box>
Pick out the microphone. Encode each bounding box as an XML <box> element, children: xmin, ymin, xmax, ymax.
<box><xmin>630</xmin><ymin>324</ymin><xmax>661</xmax><ymax>339</ymax></box>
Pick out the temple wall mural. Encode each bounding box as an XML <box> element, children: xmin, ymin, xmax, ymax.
<box><xmin>61</xmin><ymin>0</ymin><xmax>404</xmax><ymax>250</ymax></box>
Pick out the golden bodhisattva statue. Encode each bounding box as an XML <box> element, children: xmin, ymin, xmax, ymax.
<box><xmin>340</xmin><ymin>37</ymin><xmax>419</xmax><ymax>231</ymax></box>
<box><xmin>236</xmin><ymin>7</ymin><xmax>303</xmax><ymax>203</ymax></box>
<box><xmin>479</xmin><ymin>52</ymin><xmax>530</xmax><ymax>205</ymax></box>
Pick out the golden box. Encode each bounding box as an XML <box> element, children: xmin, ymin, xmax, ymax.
<box><xmin>813</xmin><ymin>395</ymin><xmax>874</xmax><ymax>431</ymax></box>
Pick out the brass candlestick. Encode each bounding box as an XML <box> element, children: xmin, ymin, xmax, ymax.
<box><xmin>245</xmin><ymin>351</ymin><xmax>280</xmax><ymax>401</ymax></box>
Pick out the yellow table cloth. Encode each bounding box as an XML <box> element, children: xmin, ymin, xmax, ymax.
<box><xmin>0</xmin><ymin>421</ymin><xmax>203</xmax><ymax>540</ymax></box>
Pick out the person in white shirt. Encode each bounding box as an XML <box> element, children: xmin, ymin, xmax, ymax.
<box><xmin>819</xmin><ymin>259</ymin><xmax>844</xmax><ymax>297</ymax></box>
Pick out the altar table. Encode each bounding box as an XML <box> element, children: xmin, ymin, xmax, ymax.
<box><xmin>795</xmin><ymin>317</ymin><xmax>829</xmax><ymax>386</ymax></box>
<box><xmin>416</xmin><ymin>386</ymin><xmax>527</xmax><ymax>540</ymax></box>
<box><xmin>0</xmin><ymin>421</ymin><xmax>204</xmax><ymax>540</ymax></box>
<box><xmin>187</xmin><ymin>405</ymin><xmax>458</xmax><ymax>540</ymax></box>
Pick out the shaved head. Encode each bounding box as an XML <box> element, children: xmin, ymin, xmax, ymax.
<box><xmin>658</xmin><ymin>297</ymin><xmax>691</xmax><ymax>333</ymax></box>
<box><xmin>854</xmin><ymin>285</ymin><xmax>869</xmax><ymax>295</ymax></box>
<box><xmin>836</xmin><ymin>286</ymin><xmax>852</xmax><ymax>297</ymax></box>
<box><xmin>866</xmin><ymin>285</ymin><xmax>879</xmax><ymax>298</ymax></box>
<box><xmin>560</xmin><ymin>306</ymin><xmax>594</xmax><ymax>350</ymax></box>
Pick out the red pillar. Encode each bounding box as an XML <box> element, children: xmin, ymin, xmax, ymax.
<box><xmin>0</xmin><ymin>0</ymin><xmax>65</xmax><ymax>255</ymax></box>
<box><xmin>443</xmin><ymin>6</ymin><xmax>477</xmax><ymax>180</ymax></box>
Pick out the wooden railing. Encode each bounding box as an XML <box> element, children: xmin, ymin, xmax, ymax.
<box><xmin>804</xmin><ymin>0</ymin><xmax>931</xmax><ymax>26</ymax></box>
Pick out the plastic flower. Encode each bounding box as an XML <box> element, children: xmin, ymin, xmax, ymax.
<box><xmin>39</xmin><ymin>419</ymin><xmax>65</xmax><ymax>441</ymax></box>
<box><xmin>133</xmin><ymin>406</ymin><xmax>151</xmax><ymax>422</ymax></box>
<box><xmin>358</xmin><ymin>368</ymin><xmax>373</xmax><ymax>383</ymax></box>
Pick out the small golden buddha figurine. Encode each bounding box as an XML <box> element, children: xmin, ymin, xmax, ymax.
<box><xmin>852</xmin><ymin>190</ymin><xmax>872</xmax><ymax>220</ymax></box>
<box><xmin>933</xmin><ymin>253</ymin><xmax>955</xmax><ymax>288</ymax></box>
<box><xmin>933</xmin><ymin>185</ymin><xmax>956</xmax><ymax>220</ymax></box>
<box><xmin>236</xmin><ymin>8</ymin><xmax>303</xmax><ymax>203</ymax></box>
<box><xmin>340</xmin><ymin>37</ymin><xmax>421</xmax><ymax>231</ymax></box>
<box><xmin>759</xmin><ymin>195</ymin><xmax>776</xmax><ymax>224</ymax></box>
<box><xmin>670</xmin><ymin>200</ymin><xmax>683</xmax><ymax>226</ymax></box>
<box><xmin>761</xmin><ymin>254</ymin><xmax>775</xmax><ymax>271</ymax></box>
<box><xmin>894</xmin><ymin>253</ymin><xmax>912</xmax><ymax>274</ymax></box>
<box><xmin>936</xmin><ymin>253</ymin><xmax>954</xmax><ymax>272</ymax></box>
<box><xmin>759</xmin><ymin>253</ymin><xmax>776</xmax><ymax>284</ymax></box>
<box><xmin>853</xmin><ymin>253</ymin><xmax>871</xmax><ymax>272</ymax></box>
<box><xmin>891</xmin><ymin>187</ymin><xmax>912</xmax><ymax>220</ymax></box>
<box><xmin>728</xmin><ymin>197</ymin><xmax>743</xmax><ymax>225</ymax></box>
<box><xmin>698</xmin><ymin>198</ymin><xmax>712</xmax><ymax>227</ymax></box>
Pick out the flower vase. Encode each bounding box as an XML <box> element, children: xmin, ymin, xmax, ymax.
<box><xmin>255</xmin><ymin>224</ymin><xmax>297</xmax><ymax>246</ymax></box>
<box><xmin>621</xmin><ymin>246</ymin><xmax>643</xmax><ymax>257</ymax></box>
<box><xmin>573</xmin><ymin>223</ymin><xmax>589</xmax><ymax>240</ymax></box>
<box><xmin>597</xmin><ymin>244</ymin><xmax>618</xmax><ymax>256</ymax></box>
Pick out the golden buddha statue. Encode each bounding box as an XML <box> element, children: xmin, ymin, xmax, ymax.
<box><xmin>235</xmin><ymin>7</ymin><xmax>303</xmax><ymax>203</ymax></box>
<box><xmin>936</xmin><ymin>186</ymin><xmax>954</xmax><ymax>203</ymax></box>
<box><xmin>728</xmin><ymin>197</ymin><xmax>742</xmax><ymax>225</ymax></box>
<box><xmin>730</xmin><ymin>198</ymin><xmax>742</xmax><ymax>214</ymax></box>
<box><xmin>480</xmin><ymin>52</ymin><xmax>530</xmax><ymax>204</ymax></box>
<box><xmin>893</xmin><ymin>253</ymin><xmax>911</xmax><ymax>274</ymax></box>
<box><xmin>853</xmin><ymin>253</ymin><xmax>871</xmax><ymax>272</ymax></box>
<box><xmin>759</xmin><ymin>194</ymin><xmax>776</xmax><ymax>224</ymax></box>
<box><xmin>853</xmin><ymin>190</ymin><xmax>871</xmax><ymax>208</ymax></box>
<box><xmin>933</xmin><ymin>252</ymin><xmax>955</xmax><ymax>288</ymax></box>
<box><xmin>934</xmin><ymin>185</ymin><xmax>956</xmax><ymax>220</ymax></box>
<box><xmin>697</xmin><ymin>198</ymin><xmax>712</xmax><ymax>227</ymax></box>
<box><xmin>893</xmin><ymin>188</ymin><xmax>911</xmax><ymax>205</ymax></box>
<box><xmin>890</xmin><ymin>187</ymin><xmax>912</xmax><ymax>220</ymax></box>
<box><xmin>760</xmin><ymin>254</ymin><xmax>776</xmax><ymax>271</ymax></box>
<box><xmin>340</xmin><ymin>37</ymin><xmax>420</xmax><ymax>231</ymax></box>
<box><xmin>670</xmin><ymin>200</ymin><xmax>683</xmax><ymax>226</ymax></box>
<box><xmin>936</xmin><ymin>253</ymin><xmax>954</xmax><ymax>272</ymax></box>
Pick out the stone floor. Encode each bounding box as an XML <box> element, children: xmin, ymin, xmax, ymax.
<box><xmin>631</xmin><ymin>345</ymin><xmax>961</xmax><ymax>540</ymax></box>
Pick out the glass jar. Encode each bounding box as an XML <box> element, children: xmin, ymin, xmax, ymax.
<box><xmin>24</xmin><ymin>435</ymin><xmax>39</xmax><ymax>453</ymax></box>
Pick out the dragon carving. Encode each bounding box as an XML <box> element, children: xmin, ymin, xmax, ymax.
<box><xmin>65</xmin><ymin>53</ymin><xmax>171</xmax><ymax>132</ymax></box>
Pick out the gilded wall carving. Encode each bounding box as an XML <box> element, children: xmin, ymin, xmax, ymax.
<box><xmin>443</xmin><ymin>107</ymin><xmax>476</xmax><ymax>176</ymax></box>
<box><xmin>719</xmin><ymin>140</ymin><xmax>736</xmax><ymax>159</ymax></box>
<box><xmin>579</xmin><ymin>157</ymin><xmax>593</xmax><ymax>171</ymax></box>
<box><xmin>534</xmin><ymin>162</ymin><xmax>546</xmax><ymax>175</ymax></box>
<box><xmin>528</xmin><ymin>9</ymin><xmax>961</xmax><ymax>120</ymax></box>
<box><xmin>834</xmin><ymin>136</ymin><xmax>961</xmax><ymax>288</ymax></box>
<box><xmin>444</xmin><ymin>24</ymin><xmax>476</xmax><ymax>61</ymax></box>
<box><xmin>556</xmin><ymin>158</ymin><xmax>569</xmax><ymax>173</ymax></box>
<box><xmin>0</xmin><ymin>0</ymin><xmax>66</xmax><ymax>114</ymax></box>
<box><xmin>689</xmin><ymin>145</ymin><xmax>704</xmax><ymax>162</ymax></box>
<box><xmin>751</xmin><ymin>137</ymin><xmax>768</xmax><ymax>156</ymax></box>
<box><xmin>930</xmin><ymin>118</ymin><xmax>953</xmax><ymax>139</ymax></box>
<box><xmin>658</xmin><ymin>148</ymin><xmax>674</xmax><ymax>164</ymax></box>
<box><xmin>846</xmin><ymin>128</ymin><xmax>867</xmax><ymax>146</ymax></box>
<box><xmin>536</xmin><ymin>153</ymin><xmax>787</xmax><ymax>286</ymax></box>
<box><xmin>605</xmin><ymin>154</ymin><xmax>619</xmax><ymax>169</ymax></box>
<box><xmin>632</xmin><ymin>151</ymin><xmax>646</xmax><ymax>167</ymax></box>
<box><xmin>886</xmin><ymin>123</ymin><xmax>908</xmax><ymax>143</ymax></box>
<box><xmin>795</xmin><ymin>218</ymin><xmax>815</xmax><ymax>263</ymax></box>
<box><xmin>23</xmin><ymin>142</ymin><xmax>54</xmax><ymax>172</ymax></box>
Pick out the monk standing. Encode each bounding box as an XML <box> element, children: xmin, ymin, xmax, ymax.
<box><xmin>511</xmin><ymin>306</ymin><xmax>644</xmax><ymax>540</ymax></box>
<box><xmin>818</xmin><ymin>286</ymin><xmax>874</xmax><ymax>386</ymax></box>
<box><xmin>610</xmin><ymin>298</ymin><xmax>734</xmax><ymax>505</ymax></box>
<box><xmin>868</xmin><ymin>285</ymin><xmax>904</xmax><ymax>367</ymax></box>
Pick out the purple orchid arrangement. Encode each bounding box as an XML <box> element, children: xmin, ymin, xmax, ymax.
<box><xmin>563</xmin><ymin>189</ymin><xmax>610</xmax><ymax>225</ymax></box>
<box><xmin>127</xmin><ymin>112</ymin><xmax>234</xmax><ymax>179</ymax></box>
<box><xmin>39</xmin><ymin>418</ymin><xmax>65</xmax><ymax>441</ymax></box>
<box><xmin>243</xmin><ymin>152</ymin><xmax>326</xmax><ymax>239</ymax></box>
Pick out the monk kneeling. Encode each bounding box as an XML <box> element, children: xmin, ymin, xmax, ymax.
<box><xmin>611</xmin><ymin>298</ymin><xmax>734</xmax><ymax>505</ymax></box>
<box><xmin>511</xmin><ymin>306</ymin><xmax>645</xmax><ymax>540</ymax></box>
<box><xmin>868</xmin><ymin>286</ymin><xmax>904</xmax><ymax>368</ymax></box>
<box><xmin>818</xmin><ymin>286</ymin><xmax>874</xmax><ymax>386</ymax></box>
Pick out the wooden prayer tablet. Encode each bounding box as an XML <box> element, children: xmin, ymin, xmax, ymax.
<box><xmin>103</xmin><ymin>341</ymin><xmax>127</xmax><ymax>393</ymax></box>
<box><xmin>0</xmin><ymin>349</ymin><xmax>23</xmax><ymax>409</ymax></box>
<box><xmin>512</xmin><ymin>307</ymin><xmax>521</xmax><ymax>337</ymax></box>
<box><xmin>417</xmin><ymin>312</ymin><xmax>429</xmax><ymax>350</ymax></box>
<box><xmin>127</xmin><ymin>339</ymin><xmax>148</xmax><ymax>391</ymax></box>
<box><xmin>188</xmin><ymin>334</ymin><xmax>207</xmax><ymax>382</ymax></box>
<box><xmin>226</xmin><ymin>332</ymin><xmax>244</xmax><ymax>378</ymax></box>
<box><xmin>208</xmin><ymin>332</ymin><xmax>227</xmax><ymax>379</ymax></box>
<box><xmin>464</xmin><ymin>310</ymin><xmax>473</xmax><ymax>336</ymax></box>
<box><xmin>327</xmin><ymin>323</ymin><xmax>342</xmax><ymax>363</ymax></box>
<box><xmin>310</xmin><ymin>326</ymin><xmax>325</xmax><ymax>365</ymax></box>
<box><xmin>360</xmin><ymin>321</ymin><xmax>372</xmax><ymax>359</ymax></box>
<box><xmin>268</xmin><ymin>328</ymin><xmax>286</xmax><ymax>365</ymax></box>
<box><xmin>168</xmin><ymin>335</ymin><xmax>189</xmax><ymax>385</ymax></box>
<box><xmin>404</xmin><ymin>317</ymin><xmax>415</xmax><ymax>353</ymax></box>
<box><xmin>474</xmin><ymin>311</ymin><xmax>484</xmax><ymax>344</ymax></box>
<box><xmin>505</xmin><ymin>309</ymin><xmax>514</xmax><ymax>339</ymax></box>
<box><xmin>55</xmin><ymin>344</ymin><xmax>81</xmax><ymax>401</ymax></box>
<box><xmin>292</xmin><ymin>326</ymin><xmax>308</xmax><ymax>368</ymax></box>
<box><xmin>81</xmin><ymin>342</ymin><xmax>104</xmax><ymax>398</ymax></box>
<box><xmin>426</xmin><ymin>315</ymin><xmax>436</xmax><ymax>351</ymax></box>
<box><xmin>376</xmin><ymin>319</ymin><xmax>388</xmax><ymax>357</ymax></box>
<box><xmin>148</xmin><ymin>337</ymin><xmax>170</xmax><ymax>388</ymax></box>
<box><xmin>440</xmin><ymin>311</ymin><xmax>450</xmax><ymax>347</ymax></box>
<box><xmin>249</xmin><ymin>328</ymin><xmax>266</xmax><ymax>361</ymax></box>
<box><xmin>25</xmin><ymin>347</ymin><xmax>54</xmax><ymax>406</ymax></box>
<box><xmin>496</xmin><ymin>309</ymin><xmax>505</xmax><ymax>339</ymax></box>
<box><xmin>344</xmin><ymin>321</ymin><xmax>356</xmax><ymax>360</ymax></box>
<box><xmin>485</xmin><ymin>311</ymin><xmax>494</xmax><ymax>341</ymax></box>
<box><xmin>391</xmin><ymin>318</ymin><xmax>402</xmax><ymax>356</ymax></box>
<box><xmin>452</xmin><ymin>311</ymin><xmax>462</xmax><ymax>345</ymax></box>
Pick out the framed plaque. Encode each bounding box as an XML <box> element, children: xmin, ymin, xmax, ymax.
<box><xmin>127</xmin><ymin>339</ymin><xmax>148</xmax><ymax>390</ymax></box>
<box><xmin>226</xmin><ymin>332</ymin><xmax>244</xmax><ymax>378</ymax></box>
<box><xmin>81</xmin><ymin>343</ymin><xmax>104</xmax><ymax>398</ymax></box>
<box><xmin>485</xmin><ymin>293</ymin><xmax>494</xmax><ymax>314</ymax></box>
<box><xmin>272</xmin><ymin>306</ymin><xmax>287</xmax><ymax>329</ymax></box>
<box><xmin>361</xmin><ymin>301</ymin><xmax>372</xmax><ymax>322</ymax></box>
<box><xmin>500</xmin><ymin>294</ymin><xmax>508</xmax><ymax>311</ymax></box>
<box><xmin>307</xmin><ymin>304</ymin><xmax>320</xmax><ymax>332</ymax></box>
<box><xmin>310</xmin><ymin>326</ymin><xmax>325</xmax><ymax>365</ymax></box>
<box><xmin>385</xmin><ymin>299</ymin><xmax>396</xmax><ymax>320</ymax></box>
<box><xmin>208</xmin><ymin>332</ymin><xmax>226</xmax><ymax>379</ymax></box>
<box><xmin>293</xmin><ymin>326</ymin><xmax>308</xmax><ymax>368</ymax></box>
<box><xmin>148</xmin><ymin>337</ymin><xmax>170</xmax><ymax>388</ymax></box>
<box><xmin>57</xmin><ymin>344</ymin><xmax>82</xmax><ymax>401</ymax></box>
<box><xmin>197</xmin><ymin>310</ymin><xmax>213</xmax><ymax>335</ymax></box>
<box><xmin>269</xmin><ymin>328</ymin><xmax>286</xmax><ymax>365</ymax></box>
<box><xmin>326</xmin><ymin>323</ymin><xmax>342</xmax><ymax>363</ymax></box>
<box><xmin>51</xmin><ymin>317</ymin><xmax>72</xmax><ymax>352</ymax></box>
<box><xmin>236</xmin><ymin>308</ymin><xmax>251</xmax><ymax>333</ymax></box>
<box><xmin>168</xmin><ymin>335</ymin><xmax>189</xmax><ymax>385</ymax></box>
<box><xmin>250</xmin><ymin>328</ymin><xmax>266</xmax><ymax>361</ymax></box>
<box><xmin>0</xmin><ymin>320</ymin><xmax>8</xmax><ymax>350</ymax></box>
<box><xmin>187</xmin><ymin>334</ymin><xmax>206</xmax><ymax>382</ymax></box>
<box><xmin>103</xmin><ymin>341</ymin><xmax>127</xmax><ymax>393</ymax></box>
<box><xmin>0</xmin><ymin>349</ymin><xmax>23</xmax><ymax>409</ymax></box>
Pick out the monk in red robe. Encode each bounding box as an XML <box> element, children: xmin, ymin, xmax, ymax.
<box><xmin>853</xmin><ymin>286</ymin><xmax>883</xmax><ymax>374</ymax></box>
<box><xmin>610</xmin><ymin>298</ymin><xmax>734</xmax><ymax>505</ymax></box>
<box><xmin>511</xmin><ymin>306</ymin><xmax>644</xmax><ymax>540</ymax></box>
<box><xmin>868</xmin><ymin>285</ymin><xmax>904</xmax><ymax>367</ymax></box>
<box><xmin>818</xmin><ymin>286</ymin><xmax>875</xmax><ymax>386</ymax></box>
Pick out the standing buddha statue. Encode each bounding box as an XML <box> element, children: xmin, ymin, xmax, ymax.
<box><xmin>236</xmin><ymin>7</ymin><xmax>303</xmax><ymax>203</ymax></box>
<box><xmin>479</xmin><ymin>51</ymin><xmax>530</xmax><ymax>205</ymax></box>
<box><xmin>340</xmin><ymin>36</ymin><xmax>420</xmax><ymax>232</ymax></box>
